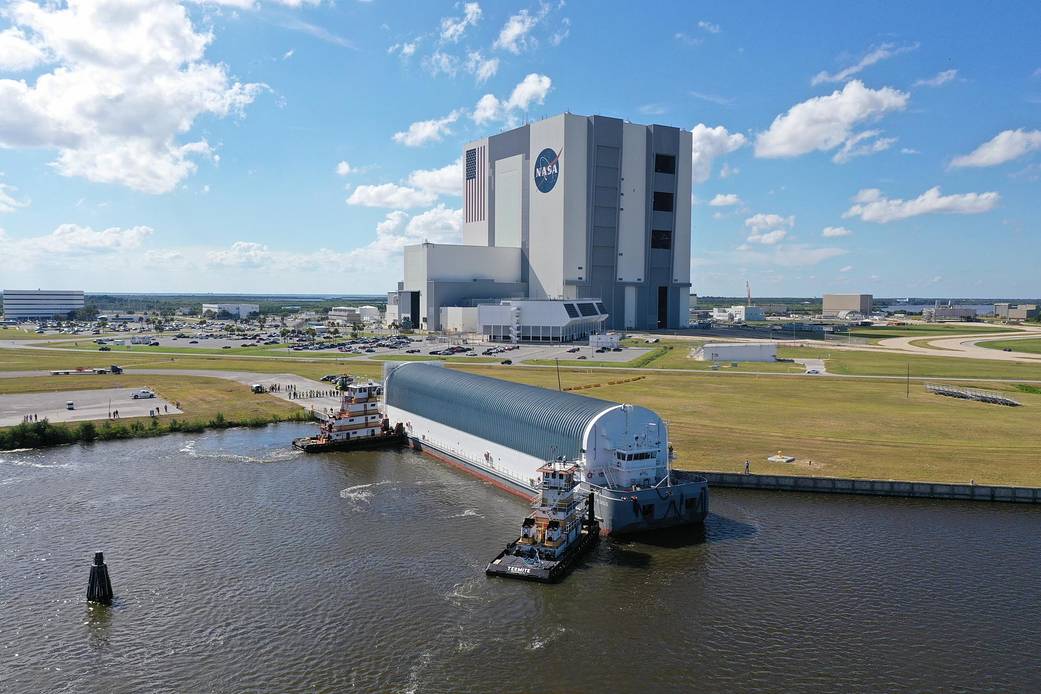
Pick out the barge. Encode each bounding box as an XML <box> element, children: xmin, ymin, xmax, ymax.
<box><xmin>486</xmin><ymin>459</ymin><xmax>599</xmax><ymax>583</ymax></box>
<box><xmin>293</xmin><ymin>381</ymin><xmax>407</xmax><ymax>453</ymax></box>
<box><xmin>383</xmin><ymin>362</ymin><xmax>708</xmax><ymax>535</ymax></box>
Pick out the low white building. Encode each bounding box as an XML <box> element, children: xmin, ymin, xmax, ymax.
<box><xmin>478</xmin><ymin>299</ymin><xmax>608</xmax><ymax>343</ymax></box>
<box><xmin>201</xmin><ymin>303</ymin><xmax>259</xmax><ymax>319</ymax></box>
<box><xmin>712</xmin><ymin>305</ymin><xmax>765</xmax><ymax>322</ymax></box>
<box><xmin>692</xmin><ymin>342</ymin><xmax>777</xmax><ymax>362</ymax></box>
<box><xmin>590</xmin><ymin>332</ymin><xmax>622</xmax><ymax>349</ymax></box>
<box><xmin>358</xmin><ymin>305</ymin><xmax>381</xmax><ymax>323</ymax></box>
<box><xmin>328</xmin><ymin>306</ymin><xmax>362</xmax><ymax>324</ymax></box>
<box><xmin>440</xmin><ymin>306</ymin><xmax>480</xmax><ymax>334</ymax></box>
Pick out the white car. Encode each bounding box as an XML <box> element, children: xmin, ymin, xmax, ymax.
<box><xmin>131</xmin><ymin>389</ymin><xmax>156</xmax><ymax>399</ymax></box>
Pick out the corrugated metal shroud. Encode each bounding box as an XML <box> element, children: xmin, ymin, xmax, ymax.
<box><xmin>385</xmin><ymin>362</ymin><xmax>627</xmax><ymax>460</ymax></box>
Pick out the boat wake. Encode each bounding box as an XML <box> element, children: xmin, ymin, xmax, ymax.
<box><xmin>338</xmin><ymin>480</ymin><xmax>394</xmax><ymax>504</ymax></box>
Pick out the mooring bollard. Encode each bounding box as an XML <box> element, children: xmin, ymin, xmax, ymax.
<box><xmin>87</xmin><ymin>552</ymin><xmax>113</xmax><ymax>605</ymax></box>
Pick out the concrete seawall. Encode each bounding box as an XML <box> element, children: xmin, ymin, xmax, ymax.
<box><xmin>694</xmin><ymin>471</ymin><xmax>1041</xmax><ymax>504</ymax></box>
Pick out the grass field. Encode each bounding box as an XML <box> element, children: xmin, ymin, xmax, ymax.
<box><xmin>454</xmin><ymin>364</ymin><xmax>1041</xmax><ymax>486</ymax></box>
<box><xmin>978</xmin><ymin>337</ymin><xmax>1041</xmax><ymax>355</ymax></box>
<box><xmin>849</xmin><ymin>324</ymin><xmax>1010</xmax><ymax>342</ymax></box>
<box><xmin>0</xmin><ymin>374</ymin><xmax>303</xmax><ymax>424</ymax></box>
<box><xmin>0</xmin><ymin>328</ymin><xmax>54</xmax><ymax>340</ymax></box>
<box><xmin>779</xmin><ymin>346</ymin><xmax>1041</xmax><ymax>380</ymax></box>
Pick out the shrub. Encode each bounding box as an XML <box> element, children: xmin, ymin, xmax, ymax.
<box><xmin>77</xmin><ymin>422</ymin><xmax>98</xmax><ymax>443</ymax></box>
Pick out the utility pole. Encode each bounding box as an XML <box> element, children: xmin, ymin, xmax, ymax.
<box><xmin>555</xmin><ymin>358</ymin><xmax>562</xmax><ymax>391</ymax></box>
<box><xmin>906</xmin><ymin>363</ymin><xmax>910</xmax><ymax>398</ymax></box>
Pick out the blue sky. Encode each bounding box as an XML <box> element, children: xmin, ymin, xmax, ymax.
<box><xmin>0</xmin><ymin>0</ymin><xmax>1039</xmax><ymax>297</ymax></box>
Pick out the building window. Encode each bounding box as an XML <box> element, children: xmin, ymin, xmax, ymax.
<box><xmin>653</xmin><ymin>191</ymin><xmax>673</xmax><ymax>212</ymax></box>
<box><xmin>654</xmin><ymin>154</ymin><xmax>676</xmax><ymax>174</ymax></box>
<box><xmin>651</xmin><ymin>229</ymin><xmax>672</xmax><ymax>250</ymax></box>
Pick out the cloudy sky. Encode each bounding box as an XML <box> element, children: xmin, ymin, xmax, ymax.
<box><xmin>0</xmin><ymin>0</ymin><xmax>1039</xmax><ymax>297</ymax></box>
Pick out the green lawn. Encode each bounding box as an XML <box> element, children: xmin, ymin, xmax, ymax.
<box><xmin>455</xmin><ymin>364</ymin><xmax>1041</xmax><ymax>487</ymax></box>
<box><xmin>978</xmin><ymin>338</ymin><xmax>1041</xmax><ymax>355</ymax></box>
<box><xmin>850</xmin><ymin>324</ymin><xmax>1010</xmax><ymax>341</ymax></box>
<box><xmin>779</xmin><ymin>346</ymin><xmax>1041</xmax><ymax>380</ymax></box>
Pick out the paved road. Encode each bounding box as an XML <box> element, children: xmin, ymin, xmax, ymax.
<box><xmin>0</xmin><ymin>387</ymin><xmax>181</xmax><ymax>427</ymax></box>
<box><xmin>877</xmin><ymin>330</ymin><xmax>1041</xmax><ymax>362</ymax></box>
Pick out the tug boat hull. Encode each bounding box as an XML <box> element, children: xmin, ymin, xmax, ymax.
<box><xmin>485</xmin><ymin>521</ymin><xmax>599</xmax><ymax>583</ymax></box>
<box><xmin>292</xmin><ymin>431</ymin><xmax>407</xmax><ymax>453</ymax></box>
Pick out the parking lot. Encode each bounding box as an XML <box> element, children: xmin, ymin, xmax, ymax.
<box><xmin>0</xmin><ymin>388</ymin><xmax>182</xmax><ymax>427</ymax></box>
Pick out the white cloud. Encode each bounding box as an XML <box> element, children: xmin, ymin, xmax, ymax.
<box><xmin>206</xmin><ymin>241</ymin><xmax>273</xmax><ymax>268</ymax></box>
<box><xmin>406</xmin><ymin>157</ymin><xmax>462</xmax><ymax>197</ymax></box>
<box><xmin>0</xmin><ymin>180</ymin><xmax>30</xmax><ymax>213</ymax></box>
<box><xmin>811</xmin><ymin>43</ymin><xmax>917</xmax><ymax>85</ymax></box>
<box><xmin>697</xmin><ymin>20</ymin><xmax>720</xmax><ymax>34</ymax></box>
<box><xmin>550</xmin><ymin>17</ymin><xmax>570</xmax><ymax>46</ymax></box>
<box><xmin>949</xmin><ymin>129</ymin><xmax>1041</xmax><ymax>168</ymax></box>
<box><xmin>708</xmin><ymin>193</ymin><xmax>741</xmax><ymax>207</ymax></box>
<box><xmin>346</xmin><ymin>183</ymin><xmax>438</xmax><ymax>209</ymax></box>
<box><xmin>471</xmin><ymin>73</ymin><xmax>552</xmax><ymax>125</ymax></box>
<box><xmin>440</xmin><ymin>3</ymin><xmax>482</xmax><ymax>43</ymax></box>
<box><xmin>465</xmin><ymin>51</ymin><xmax>499</xmax><ymax>84</ymax></box>
<box><xmin>913</xmin><ymin>69</ymin><xmax>957</xmax><ymax>87</ymax></box>
<box><xmin>493</xmin><ymin>9</ymin><xmax>537</xmax><ymax>53</ymax></box>
<box><xmin>747</xmin><ymin>229</ymin><xmax>787</xmax><ymax>245</ymax></box>
<box><xmin>282</xmin><ymin>48</ymin><xmax>294</xmax><ymax>60</ymax></box>
<box><xmin>423</xmin><ymin>50</ymin><xmax>459</xmax><ymax>77</ymax></box>
<box><xmin>832</xmin><ymin>129</ymin><xmax>897</xmax><ymax>163</ymax></box>
<box><xmin>843</xmin><ymin>186</ymin><xmax>1000</xmax><ymax>223</ymax></box>
<box><xmin>720</xmin><ymin>162</ymin><xmax>738</xmax><ymax>178</ymax></box>
<box><xmin>335</xmin><ymin>160</ymin><xmax>352</xmax><ymax>176</ymax></box>
<box><xmin>822</xmin><ymin>226</ymin><xmax>853</xmax><ymax>237</ymax></box>
<box><xmin>388</xmin><ymin>41</ymin><xmax>418</xmax><ymax>58</ymax></box>
<box><xmin>690</xmin><ymin>124</ymin><xmax>747</xmax><ymax>183</ymax></box>
<box><xmin>0</xmin><ymin>26</ymin><xmax>46</xmax><ymax>71</ymax></box>
<box><xmin>639</xmin><ymin>103</ymin><xmax>667</xmax><ymax>116</ymax></box>
<box><xmin>392</xmin><ymin>110</ymin><xmax>462</xmax><ymax>147</ymax></box>
<box><xmin>0</xmin><ymin>223</ymin><xmax>153</xmax><ymax>266</ymax></box>
<box><xmin>727</xmin><ymin>244</ymin><xmax>847</xmax><ymax>268</ymax></box>
<box><xmin>0</xmin><ymin>0</ymin><xmax>265</xmax><ymax>193</ymax></box>
<box><xmin>901</xmin><ymin>147</ymin><xmax>920</xmax><ymax>155</ymax></box>
<box><xmin>839</xmin><ymin>265</ymin><xmax>853</xmax><ymax>273</ymax></box>
<box><xmin>745</xmin><ymin>213</ymin><xmax>794</xmax><ymax>232</ymax></box>
<box><xmin>755</xmin><ymin>81</ymin><xmax>909</xmax><ymax>159</ymax></box>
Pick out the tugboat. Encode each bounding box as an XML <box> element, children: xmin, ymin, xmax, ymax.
<box><xmin>292</xmin><ymin>381</ymin><xmax>407</xmax><ymax>453</ymax></box>
<box><xmin>485</xmin><ymin>459</ymin><xmax>599</xmax><ymax>583</ymax></box>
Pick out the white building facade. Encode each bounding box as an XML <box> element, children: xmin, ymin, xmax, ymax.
<box><xmin>2</xmin><ymin>290</ymin><xmax>85</xmax><ymax>319</ymax></box>
<box><xmin>692</xmin><ymin>342</ymin><xmax>778</xmax><ymax>362</ymax></box>
<box><xmin>711</xmin><ymin>305</ymin><xmax>765</xmax><ymax>322</ymax></box>
<box><xmin>395</xmin><ymin>113</ymin><xmax>693</xmax><ymax>332</ymax></box>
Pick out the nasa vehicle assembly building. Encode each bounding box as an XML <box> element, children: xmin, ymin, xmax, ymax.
<box><xmin>389</xmin><ymin>112</ymin><xmax>693</xmax><ymax>335</ymax></box>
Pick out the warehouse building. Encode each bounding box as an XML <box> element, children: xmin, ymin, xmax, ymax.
<box><xmin>822</xmin><ymin>294</ymin><xmax>873</xmax><ymax>317</ymax></box>
<box><xmin>2</xmin><ymin>289</ymin><xmax>84</xmax><ymax>319</ymax></box>
<box><xmin>711</xmin><ymin>305</ymin><xmax>765</xmax><ymax>322</ymax></box>
<box><xmin>995</xmin><ymin>303</ymin><xmax>1039</xmax><ymax>321</ymax></box>
<box><xmin>692</xmin><ymin>342</ymin><xmax>778</xmax><ymax>362</ymax></box>
<box><xmin>392</xmin><ymin>112</ymin><xmax>693</xmax><ymax>332</ymax></box>
<box><xmin>328</xmin><ymin>306</ymin><xmax>362</xmax><ymax>324</ymax></box>
<box><xmin>201</xmin><ymin>303</ymin><xmax>259</xmax><ymax>318</ymax></box>
<box><xmin>923</xmin><ymin>306</ymin><xmax>977</xmax><ymax>322</ymax></box>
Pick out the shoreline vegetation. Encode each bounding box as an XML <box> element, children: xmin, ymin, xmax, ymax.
<box><xmin>0</xmin><ymin>410</ymin><xmax>313</xmax><ymax>451</ymax></box>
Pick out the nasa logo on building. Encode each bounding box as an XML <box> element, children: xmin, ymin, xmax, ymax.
<box><xmin>533</xmin><ymin>147</ymin><xmax>560</xmax><ymax>193</ymax></box>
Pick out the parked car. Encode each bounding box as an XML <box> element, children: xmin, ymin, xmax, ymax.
<box><xmin>98</xmin><ymin>345</ymin><xmax>111</xmax><ymax>351</ymax></box>
<box><xmin>501</xmin><ymin>359</ymin><xmax>512</xmax><ymax>365</ymax></box>
<box><xmin>189</xmin><ymin>340</ymin><xmax>199</xmax><ymax>344</ymax></box>
<box><xmin>131</xmin><ymin>389</ymin><xmax>156</xmax><ymax>399</ymax></box>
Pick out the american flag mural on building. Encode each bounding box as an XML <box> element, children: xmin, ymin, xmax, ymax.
<box><xmin>464</xmin><ymin>145</ymin><xmax>485</xmax><ymax>223</ymax></box>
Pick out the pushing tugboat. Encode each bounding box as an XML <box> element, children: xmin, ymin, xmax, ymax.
<box><xmin>486</xmin><ymin>459</ymin><xmax>599</xmax><ymax>583</ymax></box>
<box><xmin>293</xmin><ymin>381</ymin><xmax>406</xmax><ymax>453</ymax></box>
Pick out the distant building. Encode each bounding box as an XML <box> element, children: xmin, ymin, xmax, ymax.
<box><xmin>439</xmin><ymin>306</ymin><xmax>480</xmax><ymax>334</ymax></box>
<box><xmin>822</xmin><ymin>294</ymin><xmax>872</xmax><ymax>317</ymax></box>
<box><xmin>994</xmin><ymin>303</ymin><xmax>1040</xmax><ymax>321</ymax></box>
<box><xmin>692</xmin><ymin>342</ymin><xmax>777</xmax><ymax>362</ymax></box>
<box><xmin>757</xmin><ymin>303</ymin><xmax>789</xmax><ymax>316</ymax></box>
<box><xmin>479</xmin><ymin>298</ymin><xmax>608</xmax><ymax>343</ymax></box>
<box><xmin>358</xmin><ymin>305</ymin><xmax>381</xmax><ymax>323</ymax></box>
<box><xmin>712</xmin><ymin>305</ymin><xmax>765</xmax><ymax>322</ymax></box>
<box><xmin>589</xmin><ymin>332</ymin><xmax>622</xmax><ymax>349</ymax></box>
<box><xmin>2</xmin><ymin>289</ymin><xmax>85</xmax><ymax>320</ymax></box>
<box><xmin>923</xmin><ymin>306</ymin><xmax>978</xmax><ymax>322</ymax></box>
<box><xmin>328</xmin><ymin>306</ymin><xmax>362</xmax><ymax>324</ymax></box>
<box><xmin>201</xmin><ymin>303</ymin><xmax>259</xmax><ymax>318</ymax></box>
